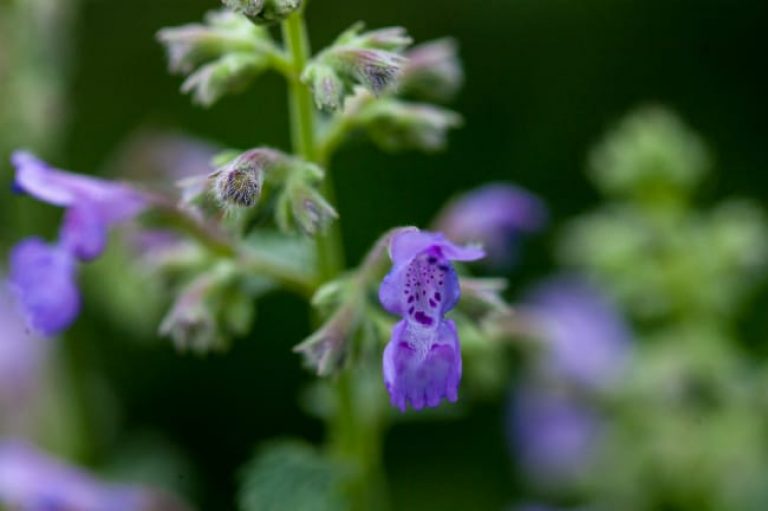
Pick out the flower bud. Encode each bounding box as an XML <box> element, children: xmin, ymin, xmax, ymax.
<box><xmin>303</xmin><ymin>24</ymin><xmax>412</xmax><ymax>110</ymax></box>
<box><xmin>221</xmin><ymin>0</ymin><xmax>265</xmax><ymax>17</ymax></box>
<box><xmin>181</xmin><ymin>53</ymin><xmax>267</xmax><ymax>106</ymax></box>
<box><xmin>301</xmin><ymin>63</ymin><xmax>346</xmax><ymax>110</ymax></box>
<box><xmin>291</xmin><ymin>186</ymin><xmax>338</xmax><ymax>236</ymax></box>
<box><xmin>400</xmin><ymin>38</ymin><xmax>463</xmax><ymax>102</ymax></box>
<box><xmin>294</xmin><ymin>304</ymin><xmax>357</xmax><ymax>376</ymax></box>
<box><xmin>210</xmin><ymin>148</ymin><xmax>282</xmax><ymax>208</ymax></box>
<box><xmin>159</xmin><ymin>282</ymin><xmax>225</xmax><ymax>354</ymax></box>
<box><xmin>357</xmin><ymin>99</ymin><xmax>462</xmax><ymax>152</ymax></box>
<box><xmin>337</xmin><ymin>49</ymin><xmax>406</xmax><ymax>95</ymax></box>
<box><xmin>222</xmin><ymin>0</ymin><xmax>301</xmax><ymax>24</ymax></box>
<box><xmin>157</xmin><ymin>10</ymin><xmax>265</xmax><ymax>74</ymax></box>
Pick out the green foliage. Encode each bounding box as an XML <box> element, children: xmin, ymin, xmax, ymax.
<box><xmin>238</xmin><ymin>441</ymin><xmax>351</xmax><ymax>511</ymax></box>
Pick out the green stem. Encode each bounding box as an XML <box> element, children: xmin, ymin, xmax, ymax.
<box><xmin>282</xmin><ymin>12</ymin><xmax>345</xmax><ymax>281</ymax></box>
<box><xmin>282</xmin><ymin>11</ymin><xmax>387</xmax><ymax>511</ymax></box>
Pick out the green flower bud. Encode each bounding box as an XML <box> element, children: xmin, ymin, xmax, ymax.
<box><xmin>222</xmin><ymin>0</ymin><xmax>301</xmax><ymax>25</ymax></box>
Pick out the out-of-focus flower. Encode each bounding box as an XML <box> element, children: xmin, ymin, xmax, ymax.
<box><xmin>509</xmin><ymin>384</ymin><xmax>599</xmax><ymax>488</ymax></box>
<box><xmin>589</xmin><ymin>106</ymin><xmax>710</xmax><ymax>199</ymax></box>
<box><xmin>400</xmin><ymin>38</ymin><xmax>463</xmax><ymax>102</ymax></box>
<box><xmin>159</xmin><ymin>275</ymin><xmax>224</xmax><ymax>354</ymax></box>
<box><xmin>0</xmin><ymin>440</ymin><xmax>188</xmax><ymax>511</ymax></box>
<box><xmin>378</xmin><ymin>227</ymin><xmax>484</xmax><ymax>411</ymax></box>
<box><xmin>12</xmin><ymin>151</ymin><xmax>148</xmax><ymax>261</ymax></box>
<box><xmin>0</xmin><ymin>286</ymin><xmax>48</xmax><ymax>429</ymax></box>
<box><xmin>8</xmin><ymin>239</ymin><xmax>80</xmax><ymax>336</ymax></box>
<box><xmin>355</xmin><ymin>97</ymin><xmax>462</xmax><ymax>153</ymax></box>
<box><xmin>109</xmin><ymin>132</ymin><xmax>220</xmax><ymax>187</ymax></box>
<box><xmin>522</xmin><ymin>277</ymin><xmax>632</xmax><ymax>390</ymax></box>
<box><xmin>8</xmin><ymin>152</ymin><xmax>148</xmax><ymax>335</ymax></box>
<box><xmin>434</xmin><ymin>183</ymin><xmax>547</xmax><ymax>268</ymax></box>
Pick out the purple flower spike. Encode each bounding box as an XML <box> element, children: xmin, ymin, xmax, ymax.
<box><xmin>379</xmin><ymin>227</ymin><xmax>484</xmax><ymax>411</ymax></box>
<box><xmin>0</xmin><ymin>440</ymin><xmax>184</xmax><ymax>511</ymax></box>
<box><xmin>8</xmin><ymin>239</ymin><xmax>80</xmax><ymax>336</ymax></box>
<box><xmin>11</xmin><ymin>151</ymin><xmax>148</xmax><ymax>261</ymax></box>
<box><xmin>434</xmin><ymin>183</ymin><xmax>547</xmax><ymax>268</ymax></box>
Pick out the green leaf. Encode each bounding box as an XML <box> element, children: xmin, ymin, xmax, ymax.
<box><xmin>238</xmin><ymin>440</ymin><xmax>350</xmax><ymax>511</ymax></box>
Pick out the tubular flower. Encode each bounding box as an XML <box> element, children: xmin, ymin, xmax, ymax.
<box><xmin>8</xmin><ymin>151</ymin><xmax>148</xmax><ymax>335</ymax></box>
<box><xmin>378</xmin><ymin>227</ymin><xmax>484</xmax><ymax>411</ymax></box>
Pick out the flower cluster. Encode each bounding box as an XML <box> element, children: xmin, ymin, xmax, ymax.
<box><xmin>8</xmin><ymin>152</ymin><xmax>148</xmax><ymax>336</ymax></box>
<box><xmin>157</xmin><ymin>10</ymin><xmax>281</xmax><ymax>106</ymax></box>
<box><xmin>0</xmin><ymin>440</ymin><xmax>187</xmax><ymax>511</ymax></box>
<box><xmin>378</xmin><ymin>228</ymin><xmax>484</xmax><ymax>411</ymax></box>
<box><xmin>303</xmin><ymin>23</ymin><xmax>412</xmax><ymax>111</ymax></box>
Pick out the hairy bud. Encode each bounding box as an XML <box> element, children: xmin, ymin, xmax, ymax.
<box><xmin>222</xmin><ymin>0</ymin><xmax>301</xmax><ymax>24</ymax></box>
<box><xmin>294</xmin><ymin>304</ymin><xmax>358</xmax><ymax>376</ymax></box>
<box><xmin>400</xmin><ymin>38</ymin><xmax>463</xmax><ymax>102</ymax></box>
<box><xmin>211</xmin><ymin>148</ymin><xmax>282</xmax><ymax>208</ymax></box>
<box><xmin>357</xmin><ymin>98</ymin><xmax>462</xmax><ymax>152</ymax></box>
<box><xmin>303</xmin><ymin>23</ymin><xmax>412</xmax><ymax>110</ymax></box>
<box><xmin>159</xmin><ymin>278</ymin><xmax>225</xmax><ymax>353</ymax></box>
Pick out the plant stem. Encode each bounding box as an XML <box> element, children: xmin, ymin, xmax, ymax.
<box><xmin>282</xmin><ymin>11</ymin><xmax>344</xmax><ymax>281</ymax></box>
<box><xmin>282</xmin><ymin>11</ymin><xmax>387</xmax><ymax>511</ymax></box>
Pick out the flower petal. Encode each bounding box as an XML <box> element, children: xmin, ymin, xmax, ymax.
<box><xmin>382</xmin><ymin>319</ymin><xmax>461</xmax><ymax>411</ymax></box>
<box><xmin>8</xmin><ymin>239</ymin><xmax>80</xmax><ymax>336</ymax></box>
<box><xmin>60</xmin><ymin>203</ymin><xmax>109</xmax><ymax>261</ymax></box>
<box><xmin>388</xmin><ymin>227</ymin><xmax>483</xmax><ymax>267</ymax></box>
<box><xmin>11</xmin><ymin>151</ymin><xmax>148</xmax><ymax>221</ymax></box>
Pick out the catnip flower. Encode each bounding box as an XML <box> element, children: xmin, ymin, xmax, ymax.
<box><xmin>379</xmin><ymin>227</ymin><xmax>484</xmax><ymax>411</ymax></box>
<box><xmin>509</xmin><ymin>383</ymin><xmax>599</xmax><ymax>488</ymax></box>
<box><xmin>434</xmin><ymin>183</ymin><xmax>547</xmax><ymax>268</ymax></box>
<box><xmin>8</xmin><ymin>151</ymin><xmax>149</xmax><ymax>335</ymax></box>
<box><xmin>522</xmin><ymin>276</ymin><xmax>632</xmax><ymax>390</ymax></box>
<box><xmin>0</xmin><ymin>440</ymin><xmax>187</xmax><ymax>511</ymax></box>
<box><xmin>0</xmin><ymin>286</ymin><xmax>48</xmax><ymax>429</ymax></box>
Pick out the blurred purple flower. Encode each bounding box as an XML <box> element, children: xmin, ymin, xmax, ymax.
<box><xmin>8</xmin><ymin>152</ymin><xmax>150</xmax><ymax>336</ymax></box>
<box><xmin>522</xmin><ymin>277</ymin><xmax>632</xmax><ymax>390</ymax></box>
<box><xmin>433</xmin><ymin>183</ymin><xmax>547</xmax><ymax>268</ymax></box>
<box><xmin>0</xmin><ymin>440</ymin><xmax>185</xmax><ymax>511</ymax></box>
<box><xmin>379</xmin><ymin>227</ymin><xmax>484</xmax><ymax>411</ymax></box>
<box><xmin>510</xmin><ymin>384</ymin><xmax>599</xmax><ymax>487</ymax></box>
<box><xmin>12</xmin><ymin>151</ymin><xmax>148</xmax><ymax>261</ymax></box>
<box><xmin>0</xmin><ymin>287</ymin><xmax>48</xmax><ymax>428</ymax></box>
<box><xmin>8</xmin><ymin>239</ymin><xmax>80</xmax><ymax>336</ymax></box>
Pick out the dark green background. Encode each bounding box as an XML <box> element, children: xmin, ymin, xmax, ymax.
<box><xmin>13</xmin><ymin>0</ymin><xmax>768</xmax><ymax>508</ymax></box>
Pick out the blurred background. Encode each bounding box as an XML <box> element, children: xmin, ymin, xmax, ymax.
<box><xmin>1</xmin><ymin>0</ymin><xmax>768</xmax><ymax>510</ymax></box>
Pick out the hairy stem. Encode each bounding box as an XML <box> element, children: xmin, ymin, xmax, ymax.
<box><xmin>282</xmin><ymin>11</ymin><xmax>387</xmax><ymax>511</ymax></box>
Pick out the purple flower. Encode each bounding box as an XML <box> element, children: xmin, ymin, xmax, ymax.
<box><xmin>0</xmin><ymin>286</ymin><xmax>48</xmax><ymax>428</ymax></box>
<box><xmin>434</xmin><ymin>183</ymin><xmax>547</xmax><ymax>268</ymax></box>
<box><xmin>12</xmin><ymin>151</ymin><xmax>148</xmax><ymax>261</ymax></box>
<box><xmin>509</xmin><ymin>384</ymin><xmax>599</xmax><ymax>487</ymax></box>
<box><xmin>522</xmin><ymin>277</ymin><xmax>632</xmax><ymax>390</ymax></box>
<box><xmin>0</xmin><ymin>440</ymin><xmax>167</xmax><ymax>511</ymax></box>
<box><xmin>379</xmin><ymin>227</ymin><xmax>484</xmax><ymax>411</ymax></box>
<box><xmin>8</xmin><ymin>152</ymin><xmax>150</xmax><ymax>336</ymax></box>
<box><xmin>8</xmin><ymin>239</ymin><xmax>80</xmax><ymax>337</ymax></box>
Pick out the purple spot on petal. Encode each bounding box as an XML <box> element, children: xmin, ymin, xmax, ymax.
<box><xmin>414</xmin><ymin>311</ymin><xmax>433</xmax><ymax>326</ymax></box>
